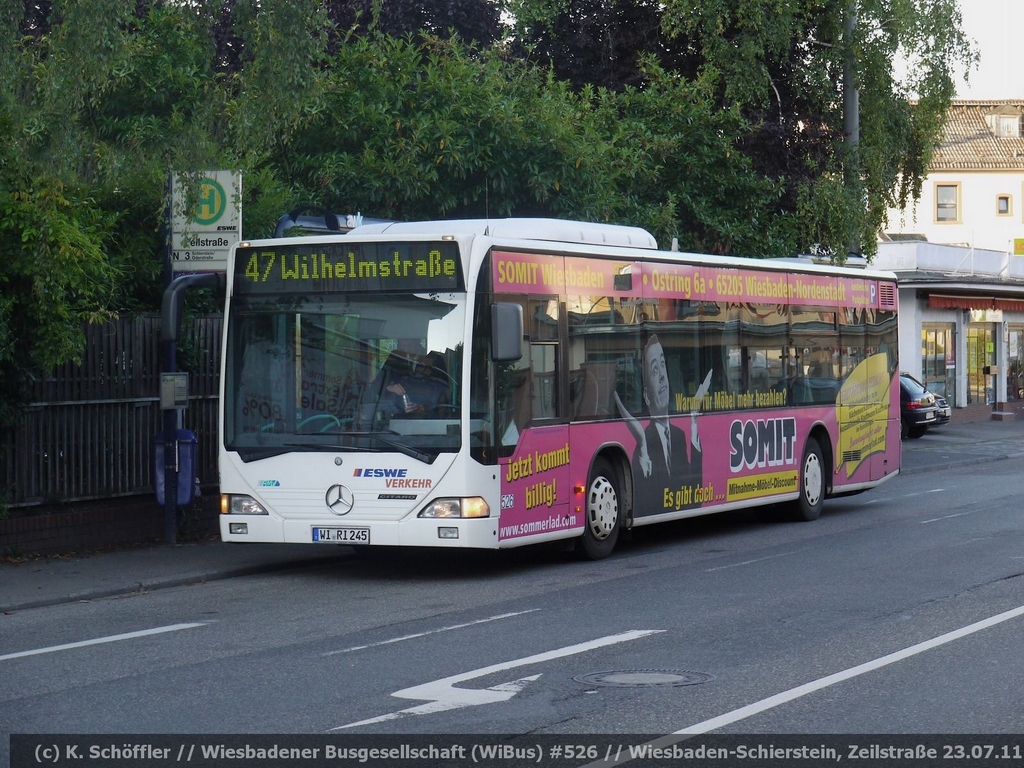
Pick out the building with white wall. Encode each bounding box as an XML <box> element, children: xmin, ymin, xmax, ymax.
<box><xmin>874</xmin><ymin>241</ymin><xmax>1024</xmax><ymax>414</ymax></box>
<box><xmin>885</xmin><ymin>101</ymin><xmax>1024</xmax><ymax>255</ymax></box>
<box><xmin>880</xmin><ymin>100</ymin><xmax>1024</xmax><ymax>416</ymax></box>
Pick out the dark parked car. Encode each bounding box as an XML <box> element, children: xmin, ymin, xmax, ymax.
<box><xmin>899</xmin><ymin>373</ymin><xmax>939</xmax><ymax>439</ymax></box>
<box><xmin>932</xmin><ymin>393</ymin><xmax>951</xmax><ymax>427</ymax></box>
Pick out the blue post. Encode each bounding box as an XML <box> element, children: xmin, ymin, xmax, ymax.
<box><xmin>163</xmin><ymin>342</ymin><xmax>179</xmax><ymax>545</ymax></box>
<box><xmin>159</xmin><ymin>272</ymin><xmax>224</xmax><ymax>544</ymax></box>
<box><xmin>162</xmin><ymin>173</ymin><xmax>177</xmax><ymax>545</ymax></box>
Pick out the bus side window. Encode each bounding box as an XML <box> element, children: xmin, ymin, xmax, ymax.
<box><xmin>566</xmin><ymin>294</ymin><xmax>640</xmax><ymax>420</ymax></box>
<box><xmin>492</xmin><ymin>297</ymin><xmax>563</xmax><ymax>443</ymax></box>
<box><xmin>493</xmin><ymin>296</ymin><xmax>533</xmax><ymax>449</ymax></box>
<box><xmin>530</xmin><ymin>342</ymin><xmax>558</xmax><ymax>419</ymax></box>
<box><xmin>527</xmin><ymin>298</ymin><xmax>560</xmax><ymax>421</ymax></box>
<box><xmin>497</xmin><ymin>360</ymin><xmax>530</xmax><ymax>446</ymax></box>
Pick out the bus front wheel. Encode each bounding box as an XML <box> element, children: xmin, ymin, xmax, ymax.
<box><xmin>579</xmin><ymin>457</ymin><xmax>620</xmax><ymax>560</ymax></box>
<box><xmin>791</xmin><ymin>436</ymin><xmax>824</xmax><ymax>522</ymax></box>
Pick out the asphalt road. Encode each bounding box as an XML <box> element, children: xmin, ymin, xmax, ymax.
<box><xmin>3</xmin><ymin>428</ymin><xmax>1024</xmax><ymax>767</ymax></box>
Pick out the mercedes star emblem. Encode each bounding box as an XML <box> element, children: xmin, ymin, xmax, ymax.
<box><xmin>325</xmin><ymin>483</ymin><xmax>355</xmax><ymax>516</ymax></box>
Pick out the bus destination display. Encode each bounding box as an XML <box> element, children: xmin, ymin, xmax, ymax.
<box><xmin>234</xmin><ymin>241</ymin><xmax>462</xmax><ymax>294</ymax></box>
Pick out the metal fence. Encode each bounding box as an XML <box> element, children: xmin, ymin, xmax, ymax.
<box><xmin>0</xmin><ymin>314</ymin><xmax>222</xmax><ymax>508</ymax></box>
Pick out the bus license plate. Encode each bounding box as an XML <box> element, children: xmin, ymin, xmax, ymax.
<box><xmin>313</xmin><ymin>527</ymin><xmax>370</xmax><ymax>543</ymax></box>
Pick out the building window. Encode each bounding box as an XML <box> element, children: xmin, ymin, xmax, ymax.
<box><xmin>988</xmin><ymin>113</ymin><xmax>1023</xmax><ymax>137</ymax></box>
<box><xmin>935</xmin><ymin>183</ymin><xmax>960</xmax><ymax>223</ymax></box>
<box><xmin>999</xmin><ymin>115</ymin><xmax>1021</xmax><ymax>137</ymax></box>
<box><xmin>997</xmin><ymin>194</ymin><xmax>1012</xmax><ymax>216</ymax></box>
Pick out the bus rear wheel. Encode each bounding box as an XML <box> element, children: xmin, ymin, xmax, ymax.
<box><xmin>791</xmin><ymin>436</ymin><xmax>824</xmax><ymax>522</ymax></box>
<box><xmin>579</xmin><ymin>457</ymin><xmax>620</xmax><ymax>560</ymax></box>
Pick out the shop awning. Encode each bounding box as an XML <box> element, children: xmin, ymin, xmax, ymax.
<box><xmin>928</xmin><ymin>294</ymin><xmax>1024</xmax><ymax>311</ymax></box>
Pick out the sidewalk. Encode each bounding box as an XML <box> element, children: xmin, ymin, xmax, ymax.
<box><xmin>900</xmin><ymin>406</ymin><xmax>1024</xmax><ymax>475</ymax></box>
<box><xmin>2</xmin><ymin>413</ymin><xmax>1022</xmax><ymax>614</ymax></box>
<box><xmin>0</xmin><ymin>540</ymin><xmax>342</xmax><ymax>613</ymax></box>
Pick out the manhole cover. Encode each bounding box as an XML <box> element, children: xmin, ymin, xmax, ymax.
<box><xmin>573</xmin><ymin>670</ymin><xmax>715</xmax><ymax>688</ymax></box>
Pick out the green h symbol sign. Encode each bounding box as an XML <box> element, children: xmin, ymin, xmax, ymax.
<box><xmin>193</xmin><ymin>178</ymin><xmax>227</xmax><ymax>225</ymax></box>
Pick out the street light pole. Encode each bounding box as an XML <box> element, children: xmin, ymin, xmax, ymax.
<box><xmin>844</xmin><ymin>2</ymin><xmax>860</xmax><ymax>260</ymax></box>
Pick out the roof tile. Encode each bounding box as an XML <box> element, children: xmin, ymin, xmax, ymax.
<box><xmin>931</xmin><ymin>100</ymin><xmax>1024</xmax><ymax>170</ymax></box>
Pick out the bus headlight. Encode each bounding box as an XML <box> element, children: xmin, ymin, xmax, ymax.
<box><xmin>418</xmin><ymin>497</ymin><xmax>490</xmax><ymax>519</ymax></box>
<box><xmin>220</xmin><ymin>494</ymin><xmax>270</xmax><ymax>515</ymax></box>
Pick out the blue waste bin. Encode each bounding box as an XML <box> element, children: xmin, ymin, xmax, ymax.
<box><xmin>154</xmin><ymin>429</ymin><xmax>197</xmax><ymax>506</ymax></box>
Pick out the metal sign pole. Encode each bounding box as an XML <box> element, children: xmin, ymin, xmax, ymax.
<box><xmin>162</xmin><ymin>171</ymin><xmax>180</xmax><ymax>545</ymax></box>
<box><xmin>162</xmin><ymin>352</ymin><xmax>179</xmax><ymax>545</ymax></box>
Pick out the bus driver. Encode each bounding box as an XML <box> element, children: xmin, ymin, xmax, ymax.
<box><xmin>358</xmin><ymin>339</ymin><xmax>450</xmax><ymax>426</ymax></box>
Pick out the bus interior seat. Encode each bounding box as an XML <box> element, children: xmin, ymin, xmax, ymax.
<box><xmin>574</xmin><ymin>361</ymin><xmax>616</xmax><ymax>418</ymax></box>
<box><xmin>790</xmin><ymin>377</ymin><xmax>810</xmax><ymax>405</ymax></box>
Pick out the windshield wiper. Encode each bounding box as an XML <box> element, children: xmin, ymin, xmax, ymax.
<box><xmin>284</xmin><ymin>442</ymin><xmax>363</xmax><ymax>451</ymax></box>
<box><xmin>233</xmin><ymin>442</ymin><xmax>362</xmax><ymax>462</ymax></box>
<box><xmin>234</xmin><ymin>436</ymin><xmax>432</xmax><ymax>464</ymax></box>
<box><xmin>353</xmin><ymin>431</ymin><xmax>433</xmax><ymax>463</ymax></box>
<box><xmin>235</xmin><ymin>447</ymin><xmax>291</xmax><ymax>462</ymax></box>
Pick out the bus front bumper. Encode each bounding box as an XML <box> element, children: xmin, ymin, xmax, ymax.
<box><xmin>219</xmin><ymin>515</ymin><xmax>500</xmax><ymax>549</ymax></box>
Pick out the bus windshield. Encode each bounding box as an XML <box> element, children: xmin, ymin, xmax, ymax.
<box><xmin>223</xmin><ymin>292</ymin><xmax>466</xmax><ymax>462</ymax></box>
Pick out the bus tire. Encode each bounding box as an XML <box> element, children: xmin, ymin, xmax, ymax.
<box><xmin>579</xmin><ymin>457</ymin><xmax>620</xmax><ymax>560</ymax></box>
<box><xmin>791</xmin><ymin>436</ymin><xmax>824</xmax><ymax>522</ymax></box>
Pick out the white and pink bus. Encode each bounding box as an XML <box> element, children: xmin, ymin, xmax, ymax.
<box><xmin>218</xmin><ymin>218</ymin><xmax>900</xmax><ymax>559</ymax></box>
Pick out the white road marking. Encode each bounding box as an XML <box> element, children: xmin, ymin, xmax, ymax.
<box><xmin>705</xmin><ymin>552</ymin><xmax>796</xmax><ymax>572</ymax></box>
<box><xmin>331</xmin><ymin>629</ymin><xmax>663</xmax><ymax>730</ymax></box>
<box><xmin>582</xmin><ymin>604</ymin><xmax>1024</xmax><ymax>766</ymax></box>
<box><xmin>675</xmin><ymin>603</ymin><xmax>1024</xmax><ymax>733</ymax></box>
<box><xmin>901</xmin><ymin>489</ymin><xmax>947</xmax><ymax>498</ymax></box>
<box><xmin>921</xmin><ymin>511</ymin><xmax>973</xmax><ymax>523</ymax></box>
<box><xmin>323</xmin><ymin>610</ymin><xmax>538</xmax><ymax>656</ymax></box>
<box><xmin>0</xmin><ymin>623</ymin><xmax>205</xmax><ymax>662</ymax></box>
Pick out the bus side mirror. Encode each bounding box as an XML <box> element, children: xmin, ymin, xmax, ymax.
<box><xmin>491</xmin><ymin>303</ymin><xmax>523</xmax><ymax>362</ymax></box>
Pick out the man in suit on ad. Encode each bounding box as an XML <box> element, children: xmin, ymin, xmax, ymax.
<box><xmin>615</xmin><ymin>334</ymin><xmax>705</xmax><ymax>516</ymax></box>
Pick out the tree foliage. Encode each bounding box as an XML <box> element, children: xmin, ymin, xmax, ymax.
<box><xmin>325</xmin><ymin>0</ymin><xmax>501</xmax><ymax>47</ymax></box>
<box><xmin>505</xmin><ymin>0</ymin><xmax>691</xmax><ymax>91</ymax></box>
<box><xmin>0</xmin><ymin>0</ymin><xmax>973</xmax><ymax>427</ymax></box>
<box><xmin>0</xmin><ymin>109</ymin><xmax>119</xmax><ymax>426</ymax></box>
<box><xmin>510</xmin><ymin>0</ymin><xmax>976</xmax><ymax>257</ymax></box>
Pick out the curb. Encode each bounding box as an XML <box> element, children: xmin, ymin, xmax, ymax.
<box><xmin>899</xmin><ymin>448</ymin><xmax>1024</xmax><ymax>476</ymax></box>
<box><xmin>0</xmin><ymin>557</ymin><xmax>332</xmax><ymax>614</ymax></box>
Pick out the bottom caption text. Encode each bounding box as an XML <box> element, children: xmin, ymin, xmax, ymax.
<box><xmin>10</xmin><ymin>735</ymin><xmax>1024</xmax><ymax>768</ymax></box>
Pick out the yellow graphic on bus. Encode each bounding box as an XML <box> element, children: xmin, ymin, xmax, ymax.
<box><xmin>836</xmin><ymin>353</ymin><xmax>891</xmax><ymax>478</ymax></box>
<box><xmin>726</xmin><ymin>470</ymin><xmax>799</xmax><ymax>501</ymax></box>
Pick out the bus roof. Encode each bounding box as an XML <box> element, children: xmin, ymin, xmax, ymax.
<box><xmin>346</xmin><ymin>218</ymin><xmax>895</xmax><ymax>279</ymax></box>
<box><xmin>246</xmin><ymin>216</ymin><xmax>895</xmax><ymax>282</ymax></box>
<box><xmin>347</xmin><ymin>217</ymin><xmax>659</xmax><ymax>250</ymax></box>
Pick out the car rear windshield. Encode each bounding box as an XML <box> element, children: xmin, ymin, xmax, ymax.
<box><xmin>901</xmin><ymin>375</ymin><xmax>928</xmax><ymax>395</ymax></box>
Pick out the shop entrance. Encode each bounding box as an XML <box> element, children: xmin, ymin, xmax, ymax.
<box><xmin>921</xmin><ymin>324</ymin><xmax>955</xmax><ymax>403</ymax></box>
<box><xmin>966</xmin><ymin>324</ymin><xmax>996</xmax><ymax>405</ymax></box>
<box><xmin>1009</xmin><ymin>325</ymin><xmax>1024</xmax><ymax>402</ymax></box>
